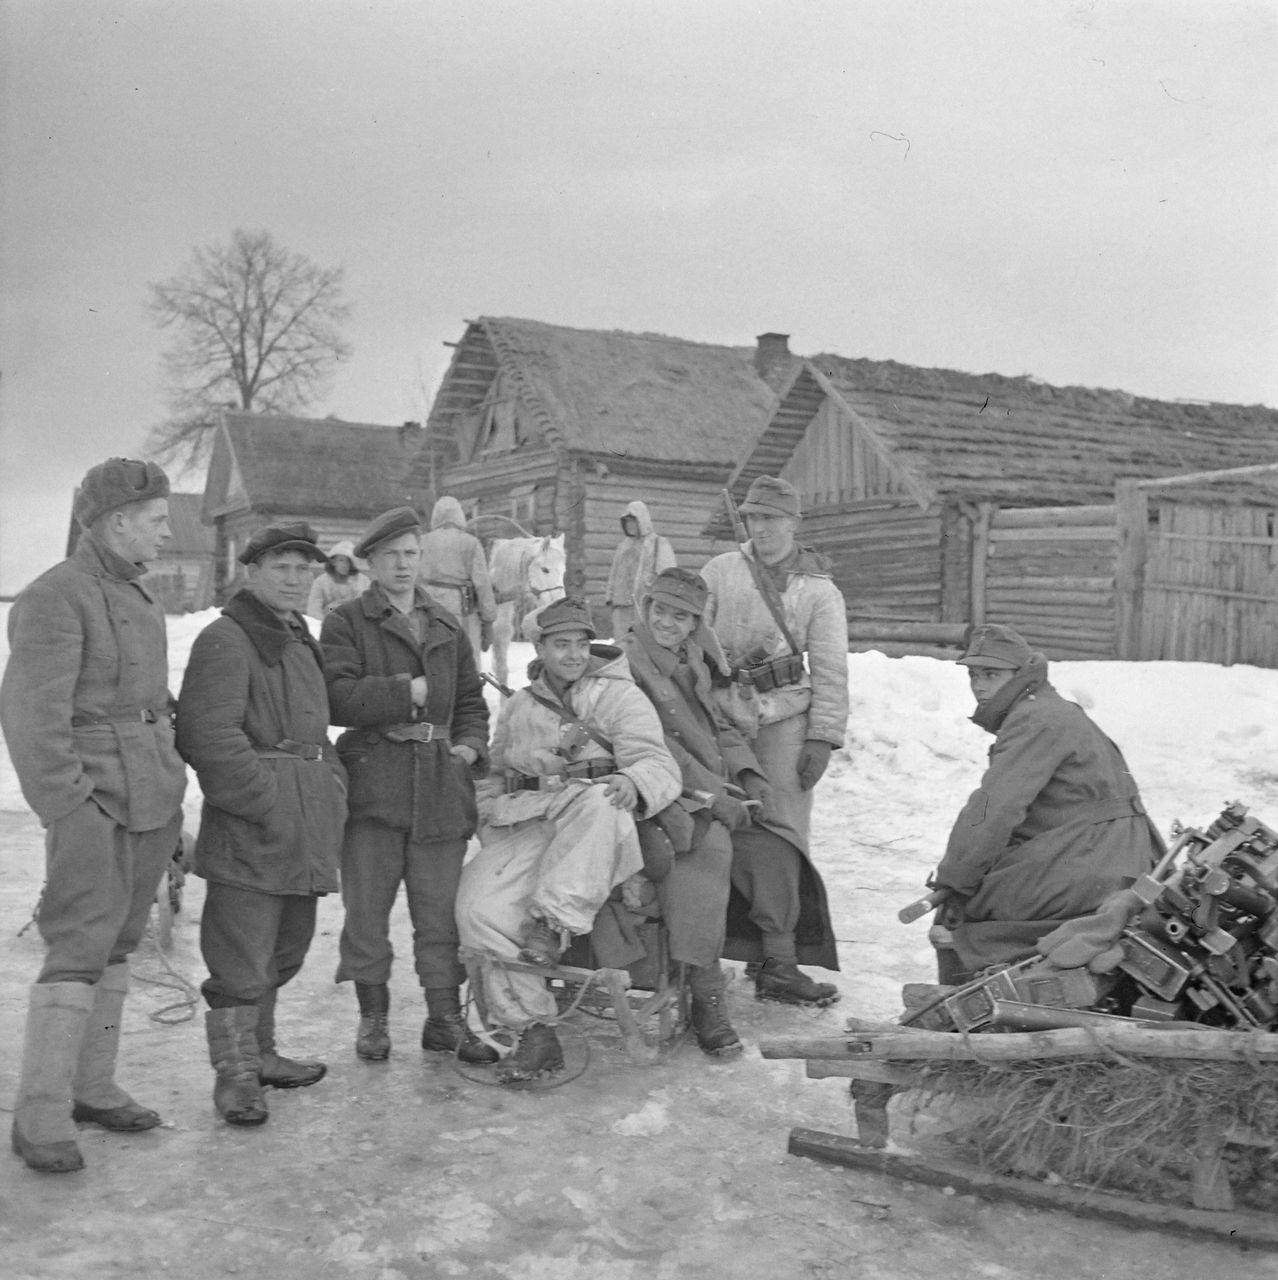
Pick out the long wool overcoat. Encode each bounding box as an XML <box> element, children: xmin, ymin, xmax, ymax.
<box><xmin>936</xmin><ymin>681</ymin><xmax>1162</xmax><ymax>971</ymax></box>
<box><xmin>320</xmin><ymin>582</ymin><xmax>489</xmax><ymax>842</ymax></box>
<box><xmin>0</xmin><ymin>534</ymin><xmax>186</xmax><ymax>832</ymax></box>
<box><xmin>176</xmin><ymin>590</ymin><xmax>346</xmax><ymax>895</ymax></box>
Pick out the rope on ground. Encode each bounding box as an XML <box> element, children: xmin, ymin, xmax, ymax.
<box><xmin>132</xmin><ymin>925</ymin><xmax>200</xmax><ymax>1024</ymax></box>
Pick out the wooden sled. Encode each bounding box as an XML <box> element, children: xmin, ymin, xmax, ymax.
<box><xmin>760</xmin><ymin>1020</ymin><xmax>1278</xmax><ymax>1231</ymax></box>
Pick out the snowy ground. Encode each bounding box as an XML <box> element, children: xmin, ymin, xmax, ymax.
<box><xmin>2</xmin><ymin>604</ymin><xmax>1277</xmax><ymax>1278</ymax></box>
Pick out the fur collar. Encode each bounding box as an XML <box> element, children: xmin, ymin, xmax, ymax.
<box><xmin>223</xmin><ymin>589</ymin><xmax>319</xmax><ymax>667</ymax></box>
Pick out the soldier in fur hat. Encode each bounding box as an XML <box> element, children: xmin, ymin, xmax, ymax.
<box><xmin>1</xmin><ymin>458</ymin><xmax>187</xmax><ymax>1172</ymax></box>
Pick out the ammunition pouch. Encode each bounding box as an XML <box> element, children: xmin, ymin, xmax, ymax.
<box><xmin>739</xmin><ymin>652</ymin><xmax>805</xmax><ymax>693</ymax></box>
<box><xmin>636</xmin><ymin>802</ymin><xmax>695</xmax><ymax>883</ymax></box>
<box><xmin>505</xmin><ymin>757</ymin><xmax>616</xmax><ymax>792</ymax></box>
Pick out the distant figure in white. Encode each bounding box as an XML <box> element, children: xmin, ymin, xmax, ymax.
<box><xmin>486</xmin><ymin>534</ymin><xmax>567</xmax><ymax>687</ymax></box>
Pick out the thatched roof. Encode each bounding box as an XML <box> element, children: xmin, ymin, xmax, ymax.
<box><xmin>730</xmin><ymin>354</ymin><xmax>1278</xmax><ymax>509</ymax></box>
<box><xmin>206</xmin><ymin>412</ymin><xmax>428</xmax><ymax>521</ymax></box>
<box><xmin>420</xmin><ymin>316</ymin><xmax>776</xmax><ymax>476</ymax></box>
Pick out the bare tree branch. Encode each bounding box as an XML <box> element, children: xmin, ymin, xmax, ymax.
<box><xmin>144</xmin><ymin>228</ymin><xmax>353</xmax><ymax>468</ymax></box>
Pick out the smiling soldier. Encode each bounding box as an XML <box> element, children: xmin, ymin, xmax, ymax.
<box><xmin>177</xmin><ymin>522</ymin><xmax>348</xmax><ymax>1127</ymax></box>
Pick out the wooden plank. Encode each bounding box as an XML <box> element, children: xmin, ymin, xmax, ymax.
<box><xmin>758</xmin><ymin>1027</ymin><xmax>1278</xmax><ymax>1062</ymax></box>
<box><xmin>845</xmin><ymin>620</ymin><xmax>967</xmax><ymax>644</ymax></box>
<box><xmin>1147</xmin><ymin>582</ymin><xmax>1278</xmax><ymax>605</ymax></box>
<box><xmin>991</xmin><ymin>505</ymin><xmax>1116</xmax><ymax>529</ymax></box>
<box><xmin>969</xmin><ymin>504</ymin><xmax>992</xmax><ymax>626</ymax></box>
<box><xmin>1115</xmin><ymin>480</ymin><xmax>1149</xmax><ymax>660</ymax></box>
<box><xmin>988</xmin><ymin>526</ymin><xmax>1116</xmax><ymax>543</ymax></box>
<box><xmin>785</xmin><ymin>1130</ymin><xmax>1278</xmax><ymax>1250</ymax></box>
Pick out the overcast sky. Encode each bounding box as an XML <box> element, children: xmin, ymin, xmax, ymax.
<box><xmin>2</xmin><ymin>0</ymin><xmax>1275</xmax><ymax>594</ymax></box>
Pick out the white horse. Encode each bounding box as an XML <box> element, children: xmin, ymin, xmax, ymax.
<box><xmin>486</xmin><ymin>533</ymin><xmax>567</xmax><ymax>687</ymax></box>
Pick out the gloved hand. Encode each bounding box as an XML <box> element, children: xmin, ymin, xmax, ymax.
<box><xmin>738</xmin><ymin>771</ymin><xmax>775</xmax><ymax>824</ymax></box>
<box><xmin>796</xmin><ymin>740</ymin><xmax>833</xmax><ymax>791</ymax></box>
<box><xmin>480</xmin><ymin>620</ymin><xmax>493</xmax><ymax>653</ymax></box>
<box><xmin>709</xmin><ymin>793</ymin><xmax>751</xmax><ymax>832</ymax></box>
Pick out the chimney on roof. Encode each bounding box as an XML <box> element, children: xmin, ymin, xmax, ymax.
<box><xmin>398</xmin><ymin>420</ymin><xmax>424</xmax><ymax>448</ymax></box>
<box><xmin>754</xmin><ymin>333</ymin><xmax>792</xmax><ymax>389</ymax></box>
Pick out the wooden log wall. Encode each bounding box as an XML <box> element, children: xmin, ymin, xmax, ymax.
<box><xmin>575</xmin><ymin>470</ymin><xmax>730</xmax><ymax>603</ymax></box>
<box><xmin>982</xmin><ymin>504</ymin><xmax>1118</xmax><ymax>659</ymax></box>
<box><xmin>802</xmin><ymin>497</ymin><xmax>945</xmax><ymax>623</ymax></box>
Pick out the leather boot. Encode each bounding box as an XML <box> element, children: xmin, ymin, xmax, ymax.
<box><xmin>422</xmin><ymin>988</ymin><xmax>499</xmax><ymax>1065</ymax></box>
<box><xmin>354</xmin><ymin>982</ymin><xmax>391</xmax><ymax>1060</ymax></box>
<box><xmin>11</xmin><ymin>981</ymin><xmax>93</xmax><ymax>1172</ymax></box>
<box><xmin>256</xmin><ymin>987</ymin><xmax>326</xmax><ymax>1088</ymax></box>
<box><xmin>205</xmin><ymin>1006</ymin><xmax>268</xmax><ymax>1126</ymax></box>
<box><xmin>71</xmin><ymin>963</ymin><xmax>162</xmax><ymax>1131</ymax></box>
<box><xmin>687</xmin><ymin>963</ymin><xmax>743</xmax><ymax>1057</ymax></box>
<box><xmin>754</xmin><ymin>959</ymin><xmax>841</xmax><ymax>1008</ymax></box>
<box><xmin>497</xmin><ymin>1023</ymin><xmax>564</xmax><ymax>1084</ymax></box>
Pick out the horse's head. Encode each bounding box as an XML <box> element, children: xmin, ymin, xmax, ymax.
<box><xmin>528</xmin><ymin>534</ymin><xmax>566</xmax><ymax>604</ymax></box>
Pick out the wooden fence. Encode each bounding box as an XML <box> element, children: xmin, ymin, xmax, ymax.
<box><xmin>1117</xmin><ymin>470</ymin><xmax>1278</xmax><ymax>666</ymax></box>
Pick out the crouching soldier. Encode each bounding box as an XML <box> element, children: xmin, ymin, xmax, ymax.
<box><xmin>456</xmin><ymin>596</ymin><xmax>681</xmax><ymax>1082</ymax></box>
<box><xmin>177</xmin><ymin>523</ymin><xmax>348</xmax><ymax>1126</ymax></box>
<box><xmin>1</xmin><ymin>458</ymin><xmax>186</xmax><ymax>1171</ymax></box>
<box><xmin>931</xmin><ymin>623</ymin><xmax>1162</xmax><ymax>981</ymax></box>
<box><xmin>618</xmin><ymin>567</ymin><xmax>770</xmax><ymax>1056</ymax></box>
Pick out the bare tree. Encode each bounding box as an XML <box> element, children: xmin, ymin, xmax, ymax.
<box><xmin>145</xmin><ymin>228</ymin><xmax>353</xmax><ymax>471</ymax></box>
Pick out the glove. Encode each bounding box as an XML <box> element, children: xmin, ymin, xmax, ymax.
<box><xmin>796</xmin><ymin>740</ymin><xmax>833</xmax><ymax>792</ymax></box>
<box><xmin>480</xmin><ymin>621</ymin><xmax>493</xmax><ymax>653</ymax></box>
<box><xmin>738</xmin><ymin>771</ymin><xmax>775</xmax><ymax>824</ymax></box>
<box><xmin>709</xmin><ymin>793</ymin><xmax>751</xmax><ymax>832</ymax></box>
<box><xmin>1036</xmin><ymin>889</ymin><xmax>1141</xmax><ymax>972</ymax></box>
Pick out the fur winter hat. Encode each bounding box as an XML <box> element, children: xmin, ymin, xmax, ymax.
<box><xmin>73</xmin><ymin>458</ymin><xmax>170</xmax><ymax>528</ymax></box>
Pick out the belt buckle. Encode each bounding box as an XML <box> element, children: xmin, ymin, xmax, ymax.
<box><xmin>418</xmin><ymin>723</ymin><xmax>436</xmax><ymax>743</ymax></box>
<box><xmin>141</xmin><ymin>709</ymin><xmax>157</xmax><ymax>724</ymax></box>
<box><xmin>300</xmin><ymin>744</ymin><xmax>323</xmax><ymax>761</ymax></box>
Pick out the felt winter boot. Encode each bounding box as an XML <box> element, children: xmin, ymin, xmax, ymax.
<box><xmin>422</xmin><ymin>988</ymin><xmax>499</xmax><ymax>1065</ymax></box>
<box><xmin>687</xmin><ymin>963</ymin><xmax>743</xmax><ymax>1057</ymax></box>
<box><xmin>71</xmin><ymin>963</ymin><xmax>162</xmax><ymax>1131</ymax></box>
<box><xmin>354</xmin><ymin>982</ymin><xmax>391</xmax><ymax>1060</ymax></box>
<box><xmin>11</xmin><ymin>981</ymin><xmax>94</xmax><ymax>1172</ymax></box>
<box><xmin>205</xmin><ymin>1006</ymin><xmax>268</xmax><ymax>1127</ymax></box>
<box><xmin>256</xmin><ymin>987</ymin><xmax>326</xmax><ymax>1089</ymax></box>
<box><xmin>497</xmin><ymin>1023</ymin><xmax>564</xmax><ymax>1084</ymax></box>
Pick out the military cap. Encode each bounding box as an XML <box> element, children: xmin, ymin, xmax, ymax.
<box><xmin>528</xmin><ymin>595</ymin><xmax>596</xmax><ymax>642</ymax></box>
<box><xmin>647</xmin><ymin>567</ymin><xmax>708</xmax><ymax>616</ymax></box>
<box><xmin>354</xmin><ymin>506</ymin><xmax>421</xmax><ymax>559</ymax></box>
<box><xmin>739</xmin><ymin>475</ymin><xmax>801</xmax><ymax>518</ymax></box>
<box><xmin>238</xmin><ymin>521</ymin><xmax>329</xmax><ymax>566</ymax></box>
<box><xmin>956</xmin><ymin>623</ymin><xmax>1034</xmax><ymax>671</ymax></box>
<box><xmin>73</xmin><ymin>457</ymin><xmax>170</xmax><ymax>528</ymax></box>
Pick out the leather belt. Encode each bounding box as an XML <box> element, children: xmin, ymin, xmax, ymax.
<box><xmin>382</xmin><ymin>722</ymin><xmax>451</xmax><ymax>744</ymax></box>
<box><xmin>72</xmin><ymin>708</ymin><xmax>163</xmax><ymax>727</ymax></box>
<box><xmin>256</xmin><ymin>740</ymin><xmax>336</xmax><ymax>761</ymax></box>
<box><xmin>505</xmin><ymin>758</ymin><xmax>615</xmax><ymax>792</ymax></box>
